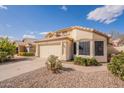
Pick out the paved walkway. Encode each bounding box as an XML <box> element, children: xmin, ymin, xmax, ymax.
<box><xmin>0</xmin><ymin>56</ymin><xmax>46</xmax><ymax>81</ymax></box>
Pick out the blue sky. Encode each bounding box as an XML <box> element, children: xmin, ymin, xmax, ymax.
<box><xmin>0</xmin><ymin>5</ymin><xmax>124</xmax><ymax>40</ymax></box>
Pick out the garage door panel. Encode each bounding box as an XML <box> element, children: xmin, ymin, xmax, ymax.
<box><xmin>40</xmin><ymin>44</ymin><xmax>61</xmax><ymax>58</ymax></box>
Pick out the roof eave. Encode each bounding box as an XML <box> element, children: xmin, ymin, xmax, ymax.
<box><xmin>35</xmin><ymin>37</ymin><xmax>73</xmax><ymax>43</ymax></box>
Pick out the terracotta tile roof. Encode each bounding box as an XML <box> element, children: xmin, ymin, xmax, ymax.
<box><xmin>45</xmin><ymin>26</ymin><xmax>109</xmax><ymax>39</ymax></box>
<box><xmin>35</xmin><ymin>36</ymin><xmax>73</xmax><ymax>43</ymax></box>
<box><xmin>37</xmin><ymin>26</ymin><xmax>110</xmax><ymax>43</ymax></box>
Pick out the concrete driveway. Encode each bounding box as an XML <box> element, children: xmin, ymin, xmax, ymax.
<box><xmin>0</xmin><ymin>56</ymin><xmax>46</xmax><ymax>81</ymax></box>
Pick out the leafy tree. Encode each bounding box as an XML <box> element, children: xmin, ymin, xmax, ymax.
<box><xmin>0</xmin><ymin>38</ymin><xmax>16</xmax><ymax>62</ymax></box>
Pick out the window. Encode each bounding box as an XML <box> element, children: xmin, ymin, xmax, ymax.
<box><xmin>95</xmin><ymin>41</ymin><xmax>104</xmax><ymax>56</ymax></box>
<box><xmin>79</xmin><ymin>41</ymin><xmax>90</xmax><ymax>55</ymax></box>
<box><xmin>73</xmin><ymin>42</ymin><xmax>76</xmax><ymax>54</ymax></box>
<box><xmin>63</xmin><ymin>32</ymin><xmax>67</xmax><ymax>36</ymax></box>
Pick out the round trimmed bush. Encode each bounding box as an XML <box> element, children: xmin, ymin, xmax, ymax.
<box><xmin>74</xmin><ymin>56</ymin><xmax>100</xmax><ymax>66</ymax></box>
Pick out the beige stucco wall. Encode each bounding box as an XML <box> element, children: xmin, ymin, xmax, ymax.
<box><xmin>71</xmin><ymin>29</ymin><xmax>108</xmax><ymax>62</ymax></box>
<box><xmin>36</xmin><ymin>28</ymin><xmax>108</xmax><ymax>62</ymax></box>
<box><xmin>93</xmin><ymin>33</ymin><xmax>108</xmax><ymax>62</ymax></box>
<box><xmin>71</xmin><ymin>29</ymin><xmax>93</xmax><ymax>41</ymax></box>
<box><xmin>66</xmin><ymin>40</ymin><xmax>73</xmax><ymax>60</ymax></box>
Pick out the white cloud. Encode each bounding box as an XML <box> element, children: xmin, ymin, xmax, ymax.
<box><xmin>6</xmin><ymin>24</ymin><xmax>11</xmax><ymax>27</ymax></box>
<box><xmin>30</xmin><ymin>32</ymin><xmax>35</xmax><ymax>35</ymax></box>
<box><xmin>61</xmin><ymin>5</ymin><xmax>68</xmax><ymax>11</ymax></box>
<box><xmin>23</xmin><ymin>34</ymin><xmax>35</xmax><ymax>39</ymax></box>
<box><xmin>40</xmin><ymin>32</ymin><xmax>49</xmax><ymax>35</ymax></box>
<box><xmin>87</xmin><ymin>5</ymin><xmax>124</xmax><ymax>24</ymax></box>
<box><xmin>0</xmin><ymin>5</ymin><xmax>8</xmax><ymax>10</ymax></box>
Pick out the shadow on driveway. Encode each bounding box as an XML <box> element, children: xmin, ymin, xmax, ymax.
<box><xmin>0</xmin><ymin>56</ymin><xmax>35</xmax><ymax>65</ymax></box>
<box><xmin>62</xmin><ymin>67</ymin><xmax>75</xmax><ymax>72</ymax></box>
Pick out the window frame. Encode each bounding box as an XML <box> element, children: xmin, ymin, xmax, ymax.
<box><xmin>79</xmin><ymin>41</ymin><xmax>90</xmax><ymax>55</ymax></box>
<box><xmin>95</xmin><ymin>41</ymin><xmax>104</xmax><ymax>56</ymax></box>
<box><xmin>73</xmin><ymin>42</ymin><xmax>76</xmax><ymax>55</ymax></box>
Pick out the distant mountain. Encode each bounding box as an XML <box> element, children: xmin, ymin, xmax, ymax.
<box><xmin>108</xmin><ymin>30</ymin><xmax>124</xmax><ymax>39</ymax></box>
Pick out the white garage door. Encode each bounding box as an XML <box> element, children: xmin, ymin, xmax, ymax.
<box><xmin>39</xmin><ymin>44</ymin><xmax>62</xmax><ymax>58</ymax></box>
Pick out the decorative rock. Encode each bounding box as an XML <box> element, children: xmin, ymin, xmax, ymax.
<box><xmin>0</xmin><ymin>66</ymin><xmax>124</xmax><ymax>88</ymax></box>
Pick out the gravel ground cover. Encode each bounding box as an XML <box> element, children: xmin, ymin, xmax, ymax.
<box><xmin>0</xmin><ymin>67</ymin><xmax>124</xmax><ymax>88</ymax></box>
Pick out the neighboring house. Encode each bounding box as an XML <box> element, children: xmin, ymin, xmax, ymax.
<box><xmin>35</xmin><ymin>26</ymin><xmax>109</xmax><ymax>62</ymax></box>
<box><xmin>112</xmin><ymin>38</ymin><xmax>121</xmax><ymax>47</ymax></box>
<box><xmin>112</xmin><ymin>38</ymin><xmax>124</xmax><ymax>47</ymax></box>
<box><xmin>110</xmin><ymin>38</ymin><xmax>124</xmax><ymax>53</ymax></box>
<box><xmin>14</xmin><ymin>38</ymin><xmax>36</xmax><ymax>54</ymax></box>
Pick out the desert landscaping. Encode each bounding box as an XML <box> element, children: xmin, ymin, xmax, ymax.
<box><xmin>0</xmin><ymin>62</ymin><xmax>124</xmax><ymax>88</ymax></box>
<box><xmin>1</xmin><ymin>5</ymin><xmax>124</xmax><ymax>88</ymax></box>
<box><xmin>1</xmin><ymin>29</ymin><xmax>124</xmax><ymax>88</ymax></box>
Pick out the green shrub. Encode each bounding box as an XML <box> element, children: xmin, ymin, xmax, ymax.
<box><xmin>74</xmin><ymin>56</ymin><xmax>100</xmax><ymax>66</ymax></box>
<box><xmin>74</xmin><ymin>56</ymin><xmax>82</xmax><ymax>65</ymax></box>
<box><xmin>81</xmin><ymin>58</ymin><xmax>87</xmax><ymax>66</ymax></box>
<box><xmin>89</xmin><ymin>57</ymin><xmax>100</xmax><ymax>66</ymax></box>
<box><xmin>107</xmin><ymin>52</ymin><xmax>124</xmax><ymax>80</ymax></box>
<box><xmin>46</xmin><ymin>55</ymin><xmax>63</xmax><ymax>73</ymax></box>
<box><xmin>0</xmin><ymin>52</ymin><xmax>8</xmax><ymax>62</ymax></box>
<box><xmin>18</xmin><ymin>52</ymin><xmax>34</xmax><ymax>56</ymax></box>
<box><xmin>25</xmin><ymin>52</ymin><xmax>34</xmax><ymax>56</ymax></box>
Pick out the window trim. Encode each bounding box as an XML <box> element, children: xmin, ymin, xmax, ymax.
<box><xmin>78</xmin><ymin>41</ymin><xmax>90</xmax><ymax>55</ymax></box>
<box><xmin>95</xmin><ymin>41</ymin><xmax>104</xmax><ymax>56</ymax></box>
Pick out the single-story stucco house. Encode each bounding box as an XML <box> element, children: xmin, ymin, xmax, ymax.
<box><xmin>14</xmin><ymin>38</ymin><xmax>36</xmax><ymax>54</ymax></box>
<box><xmin>35</xmin><ymin>26</ymin><xmax>110</xmax><ymax>62</ymax></box>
